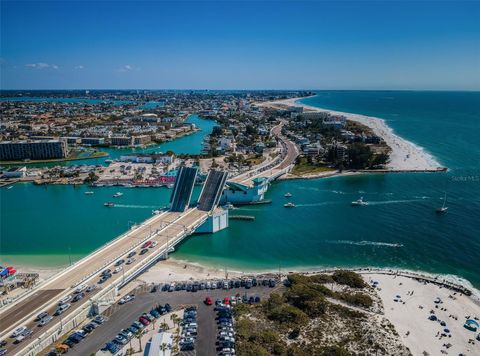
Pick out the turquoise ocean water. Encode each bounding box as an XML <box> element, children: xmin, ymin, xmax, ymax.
<box><xmin>1</xmin><ymin>92</ymin><xmax>479</xmax><ymax>289</ymax></box>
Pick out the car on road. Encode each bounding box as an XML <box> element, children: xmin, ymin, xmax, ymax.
<box><xmin>100</xmin><ymin>269</ymin><xmax>111</xmax><ymax>276</ymax></box>
<box><xmin>126</xmin><ymin>257</ymin><xmax>135</xmax><ymax>265</ymax></box>
<box><xmin>11</xmin><ymin>326</ymin><xmax>27</xmax><ymax>338</ymax></box>
<box><xmin>118</xmin><ymin>295</ymin><xmax>135</xmax><ymax>304</ymax></box>
<box><xmin>140</xmin><ymin>248</ymin><xmax>149</xmax><ymax>255</ymax></box>
<box><xmin>38</xmin><ymin>315</ymin><xmax>54</xmax><ymax>327</ymax></box>
<box><xmin>142</xmin><ymin>240</ymin><xmax>152</xmax><ymax>249</ymax></box>
<box><xmin>36</xmin><ymin>311</ymin><xmax>49</xmax><ymax>320</ymax></box>
<box><xmin>115</xmin><ymin>259</ymin><xmax>125</xmax><ymax>266</ymax></box>
<box><xmin>72</xmin><ymin>292</ymin><xmax>85</xmax><ymax>302</ymax></box>
<box><xmin>205</xmin><ymin>296</ymin><xmax>213</xmax><ymax>305</ymax></box>
<box><xmin>58</xmin><ymin>295</ymin><xmax>72</xmax><ymax>305</ymax></box>
<box><xmin>74</xmin><ymin>284</ymin><xmax>87</xmax><ymax>293</ymax></box>
<box><xmin>0</xmin><ymin>349</ymin><xmax>7</xmax><ymax>356</ymax></box>
<box><xmin>86</xmin><ymin>284</ymin><xmax>97</xmax><ymax>293</ymax></box>
<box><xmin>55</xmin><ymin>303</ymin><xmax>71</xmax><ymax>315</ymax></box>
<box><xmin>114</xmin><ymin>266</ymin><xmax>123</xmax><ymax>273</ymax></box>
<box><xmin>127</xmin><ymin>251</ymin><xmax>136</xmax><ymax>258</ymax></box>
<box><xmin>150</xmin><ymin>241</ymin><xmax>158</xmax><ymax>248</ymax></box>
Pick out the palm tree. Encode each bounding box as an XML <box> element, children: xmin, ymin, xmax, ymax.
<box><xmin>160</xmin><ymin>342</ymin><xmax>169</xmax><ymax>356</ymax></box>
<box><xmin>160</xmin><ymin>321</ymin><xmax>169</xmax><ymax>331</ymax></box>
<box><xmin>134</xmin><ymin>329</ymin><xmax>143</xmax><ymax>353</ymax></box>
<box><xmin>170</xmin><ymin>313</ymin><xmax>180</xmax><ymax>328</ymax></box>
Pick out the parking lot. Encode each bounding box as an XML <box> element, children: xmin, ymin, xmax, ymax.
<box><xmin>61</xmin><ymin>280</ymin><xmax>282</xmax><ymax>356</ymax></box>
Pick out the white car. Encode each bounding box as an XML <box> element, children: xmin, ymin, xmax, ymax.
<box><xmin>150</xmin><ymin>241</ymin><xmax>158</xmax><ymax>248</ymax></box>
<box><xmin>55</xmin><ymin>303</ymin><xmax>71</xmax><ymax>315</ymax></box>
<box><xmin>114</xmin><ymin>266</ymin><xmax>123</xmax><ymax>273</ymax></box>
<box><xmin>118</xmin><ymin>295</ymin><xmax>133</xmax><ymax>304</ymax></box>
<box><xmin>12</xmin><ymin>326</ymin><xmax>27</xmax><ymax>338</ymax></box>
<box><xmin>58</xmin><ymin>295</ymin><xmax>72</xmax><ymax>305</ymax></box>
<box><xmin>126</xmin><ymin>258</ymin><xmax>135</xmax><ymax>265</ymax></box>
<box><xmin>74</xmin><ymin>284</ymin><xmax>87</xmax><ymax>293</ymax></box>
<box><xmin>212</xmin><ymin>282</ymin><xmax>217</xmax><ymax>289</ymax></box>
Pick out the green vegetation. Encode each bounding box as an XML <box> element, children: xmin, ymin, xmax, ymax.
<box><xmin>234</xmin><ymin>272</ymin><xmax>385</xmax><ymax>356</ymax></box>
<box><xmin>332</xmin><ymin>270</ymin><xmax>367</xmax><ymax>288</ymax></box>
<box><xmin>292</xmin><ymin>156</ymin><xmax>335</xmax><ymax>176</ymax></box>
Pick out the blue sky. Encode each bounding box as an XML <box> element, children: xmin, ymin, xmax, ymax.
<box><xmin>1</xmin><ymin>0</ymin><xmax>479</xmax><ymax>90</ymax></box>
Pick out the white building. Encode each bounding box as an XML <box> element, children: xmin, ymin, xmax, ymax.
<box><xmin>147</xmin><ymin>332</ymin><xmax>173</xmax><ymax>356</ymax></box>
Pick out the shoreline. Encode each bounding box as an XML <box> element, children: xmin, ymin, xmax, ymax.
<box><xmin>258</xmin><ymin>97</ymin><xmax>445</xmax><ymax>172</ymax></box>
<box><xmin>6</xmin><ymin>256</ymin><xmax>479</xmax><ymax>303</ymax></box>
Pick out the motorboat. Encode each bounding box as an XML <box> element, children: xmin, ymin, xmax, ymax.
<box><xmin>113</xmin><ymin>192</ymin><xmax>123</xmax><ymax>198</ymax></box>
<box><xmin>351</xmin><ymin>197</ymin><xmax>368</xmax><ymax>206</ymax></box>
<box><xmin>104</xmin><ymin>202</ymin><xmax>115</xmax><ymax>207</ymax></box>
<box><xmin>284</xmin><ymin>192</ymin><xmax>292</xmax><ymax>198</ymax></box>
<box><xmin>224</xmin><ymin>202</ymin><xmax>235</xmax><ymax>210</ymax></box>
<box><xmin>84</xmin><ymin>191</ymin><xmax>94</xmax><ymax>195</ymax></box>
<box><xmin>284</xmin><ymin>202</ymin><xmax>296</xmax><ymax>208</ymax></box>
<box><xmin>152</xmin><ymin>210</ymin><xmax>161</xmax><ymax>215</ymax></box>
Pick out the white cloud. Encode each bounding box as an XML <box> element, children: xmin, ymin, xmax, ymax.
<box><xmin>117</xmin><ymin>64</ymin><xmax>136</xmax><ymax>72</ymax></box>
<box><xmin>75</xmin><ymin>65</ymin><xmax>85</xmax><ymax>69</ymax></box>
<box><xmin>25</xmin><ymin>62</ymin><xmax>58</xmax><ymax>70</ymax></box>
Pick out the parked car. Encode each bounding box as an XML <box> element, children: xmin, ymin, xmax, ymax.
<box><xmin>205</xmin><ymin>296</ymin><xmax>213</xmax><ymax>305</ymax></box>
<box><xmin>139</xmin><ymin>317</ymin><xmax>150</xmax><ymax>326</ymax></box>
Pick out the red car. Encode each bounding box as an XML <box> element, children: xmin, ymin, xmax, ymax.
<box><xmin>223</xmin><ymin>296</ymin><xmax>230</xmax><ymax>305</ymax></box>
<box><xmin>142</xmin><ymin>241</ymin><xmax>152</xmax><ymax>249</ymax></box>
<box><xmin>139</xmin><ymin>317</ymin><xmax>150</xmax><ymax>326</ymax></box>
<box><xmin>205</xmin><ymin>296</ymin><xmax>213</xmax><ymax>305</ymax></box>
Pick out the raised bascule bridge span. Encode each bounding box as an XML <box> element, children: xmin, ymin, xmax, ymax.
<box><xmin>0</xmin><ymin>122</ymin><xmax>298</xmax><ymax>355</ymax></box>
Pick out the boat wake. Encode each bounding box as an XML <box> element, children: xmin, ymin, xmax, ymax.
<box><xmin>327</xmin><ymin>240</ymin><xmax>404</xmax><ymax>248</ymax></box>
<box><xmin>114</xmin><ymin>204</ymin><xmax>160</xmax><ymax>209</ymax></box>
<box><xmin>366</xmin><ymin>199</ymin><xmax>421</xmax><ymax>206</ymax></box>
<box><xmin>295</xmin><ymin>201</ymin><xmax>341</xmax><ymax>207</ymax></box>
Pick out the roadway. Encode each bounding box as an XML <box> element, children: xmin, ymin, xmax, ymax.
<box><xmin>232</xmin><ymin>121</ymin><xmax>299</xmax><ymax>185</ymax></box>
<box><xmin>0</xmin><ymin>208</ymin><xmax>211</xmax><ymax>354</ymax></box>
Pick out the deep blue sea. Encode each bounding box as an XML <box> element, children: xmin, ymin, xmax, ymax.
<box><xmin>1</xmin><ymin>91</ymin><xmax>479</xmax><ymax>289</ymax></box>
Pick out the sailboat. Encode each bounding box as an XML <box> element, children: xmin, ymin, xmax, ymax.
<box><xmin>436</xmin><ymin>192</ymin><xmax>448</xmax><ymax>214</ymax></box>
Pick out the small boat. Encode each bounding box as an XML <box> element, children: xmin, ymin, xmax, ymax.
<box><xmin>284</xmin><ymin>192</ymin><xmax>292</xmax><ymax>198</ymax></box>
<box><xmin>152</xmin><ymin>209</ymin><xmax>161</xmax><ymax>215</ymax></box>
<box><xmin>84</xmin><ymin>191</ymin><xmax>94</xmax><ymax>195</ymax></box>
<box><xmin>351</xmin><ymin>197</ymin><xmax>368</xmax><ymax>206</ymax></box>
<box><xmin>113</xmin><ymin>192</ymin><xmax>123</xmax><ymax>198</ymax></box>
<box><xmin>284</xmin><ymin>202</ymin><xmax>296</xmax><ymax>208</ymax></box>
<box><xmin>436</xmin><ymin>192</ymin><xmax>448</xmax><ymax>214</ymax></box>
<box><xmin>104</xmin><ymin>202</ymin><xmax>115</xmax><ymax>207</ymax></box>
<box><xmin>7</xmin><ymin>186</ymin><xmax>13</xmax><ymax>190</ymax></box>
<box><xmin>224</xmin><ymin>202</ymin><xmax>235</xmax><ymax>210</ymax></box>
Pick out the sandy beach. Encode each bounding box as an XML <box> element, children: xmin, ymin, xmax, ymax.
<box><xmin>363</xmin><ymin>273</ymin><xmax>480</xmax><ymax>356</ymax></box>
<box><xmin>257</xmin><ymin>97</ymin><xmax>445</xmax><ymax>172</ymax></box>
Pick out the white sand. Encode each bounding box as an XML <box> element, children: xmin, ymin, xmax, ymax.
<box><xmin>363</xmin><ymin>273</ymin><xmax>480</xmax><ymax>356</ymax></box>
<box><xmin>258</xmin><ymin>98</ymin><xmax>444</xmax><ymax>171</ymax></box>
